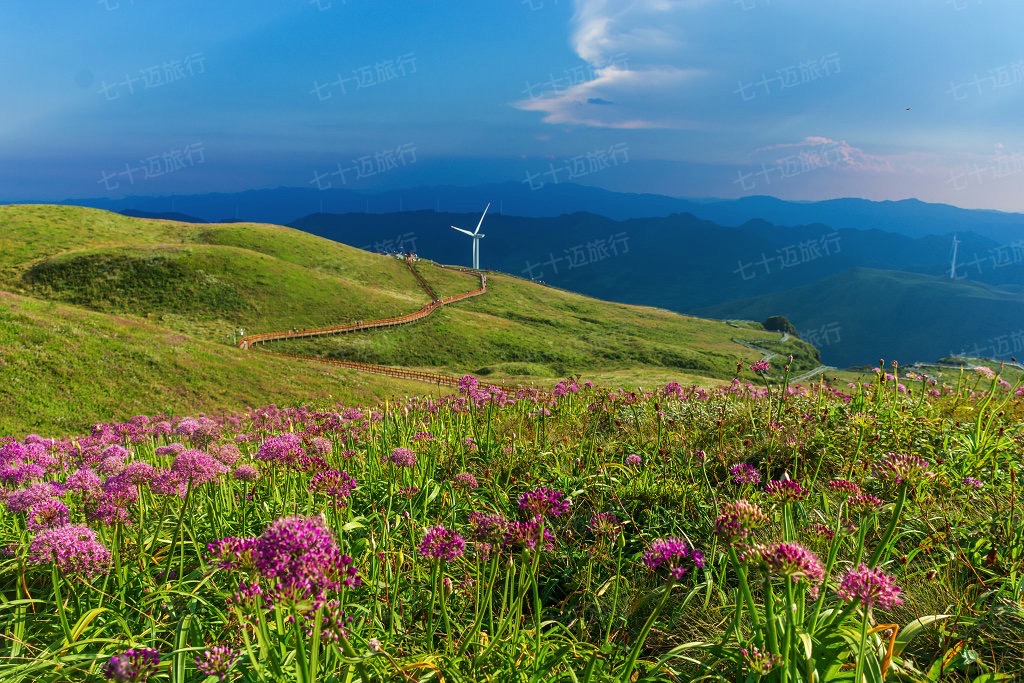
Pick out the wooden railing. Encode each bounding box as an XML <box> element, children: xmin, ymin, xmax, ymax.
<box><xmin>237</xmin><ymin>265</ymin><xmax>485</xmax><ymax>349</ymax></box>
<box><xmin>236</xmin><ymin>261</ymin><xmax>489</xmax><ymax>388</ymax></box>
<box><xmin>404</xmin><ymin>259</ymin><xmax>438</xmax><ymax>301</ymax></box>
<box><xmin>271</xmin><ymin>352</ymin><xmax>462</xmax><ymax>386</ymax></box>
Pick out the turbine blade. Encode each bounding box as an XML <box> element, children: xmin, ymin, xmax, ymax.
<box><xmin>451</xmin><ymin>226</ymin><xmax>475</xmax><ymax>237</ymax></box>
<box><xmin>473</xmin><ymin>203</ymin><xmax>491</xmax><ymax>235</ymax></box>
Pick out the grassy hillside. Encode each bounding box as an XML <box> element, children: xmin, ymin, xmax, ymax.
<box><xmin>698</xmin><ymin>268</ymin><xmax>1024</xmax><ymax>367</ymax></box>
<box><xmin>0</xmin><ymin>205</ymin><xmax>428</xmax><ymax>340</ymax></box>
<box><xmin>276</xmin><ymin>265</ymin><xmax>820</xmax><ymax>378</ymax></box>
<box><xmin>0</xmin><ymin>204</ymin><xmax>820</xmax><ymax>433</ymax></box>
<box><xmin>0</xmin><ymin>291</ymin><xmax>431</xmax><ymax>437</ymax></box>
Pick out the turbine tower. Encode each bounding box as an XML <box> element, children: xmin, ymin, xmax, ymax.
<box><xmin>450</xmin><ymin>203</ymin><xmax>490</xmax><ymax>270</ymax></box>
<box><xmin>950</xmin><ymin>234</ymin><xmax>959</xmax><ymax>280</ymax></box>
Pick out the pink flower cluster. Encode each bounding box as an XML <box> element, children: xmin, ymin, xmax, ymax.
<box><xmin>643</xmin><ymin>537</ymin><xmax>704</xmax><ymax>581</ymax></box>
<box><xmin>837</xmin><ymin>564</ymin><xmax>903</xmax><ymax>610</ymax></box>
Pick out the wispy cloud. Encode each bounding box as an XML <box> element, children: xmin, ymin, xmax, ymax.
<box><xmin>514</xmin><ymin>0</ymin><xmax>711</xmax><ymax>129</ymax></box>
<box><xmin>753</xmin><ymin>136</ymin><xmax>895</xmax><ymax>174</ymax></box>
<box><xmin>516</xmin><ymin>63</ymin><xmax>704</xmax><ymax>128</ymax></box>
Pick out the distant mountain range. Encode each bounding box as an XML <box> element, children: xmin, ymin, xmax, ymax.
<box><xmin>22</xmin><ymin>181</ymin><xmax>1024</xmax><ymax>242</ymax></box>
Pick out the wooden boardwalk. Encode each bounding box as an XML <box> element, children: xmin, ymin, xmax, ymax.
<box><xmin>237</xmin><ymin>259</ymin><xmax>485</xmax><ymax>387</ymax></box>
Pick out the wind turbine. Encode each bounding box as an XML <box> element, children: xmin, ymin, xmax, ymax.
<box><xmin>451</xmin><ymin>203</ymin><xmax>490</xmax><ymax>270</ymax></box>
<box><xmin>949</xmin><ymin>234</ymin><xmax>959</xmax><ymax>280</ymax></box>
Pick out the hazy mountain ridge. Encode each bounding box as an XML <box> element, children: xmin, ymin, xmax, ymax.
<box><xmin>18</xmin><ymin>182</ymin><xmax>1024</xmax><ymax>242</ymax></box>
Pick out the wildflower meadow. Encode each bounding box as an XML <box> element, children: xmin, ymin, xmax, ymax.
<box><xmin>1</xmin><ymin>363</ymin><xmax>1023</xmax><ymax>681</ymax></box>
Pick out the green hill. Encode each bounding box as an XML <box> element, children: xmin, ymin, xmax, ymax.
<box><xmin>0</xmin><ymin>290</ymin><xmax>430</xmax><ymax>436</ymax></box>
<box><xmin>698</xmin><ymin>268</ymin><xmax>1024</xmax><ymax>367</ymax></box>
<box><xmin>0</xmin><ymin>204</ymin><xmax>819</xmax><ymax>434</ymax></box>
<box><xmin>271</xmin><ymin>270</ymin><xmax>820</xmax><ymax>380</ymax></box>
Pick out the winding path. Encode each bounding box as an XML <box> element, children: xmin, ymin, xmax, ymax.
<box><xmin>729</xmin><ymin>328</ymin><xmax>832</xmax><ymax>382</ymax></box>
<box><xmin>238</xmin><ymin>262</ymin><xmax>820</xmax><ymax>389</ymax></box>
<box><xmin>237</xmin><ymin>259</ymin><xmax>485</xmax><ymax>387</ymax></box>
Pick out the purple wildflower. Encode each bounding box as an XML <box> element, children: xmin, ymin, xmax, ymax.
<box><xmin>104</xmin><ymin>648</ymin><xmax>160</xmax><ymax>683</ymax></box>
<box><xmin>847</xmin><ymin>493</ymin><xmax>884</xmax><ymax>515</ymax></box>
<box><xmin>252</xmin><ymin>515</ymin><xmax>361</xmax><ymax>603</ymax></box>
<box><xmin>827</xmin><ymin>479</ymin><xmax>861</xmax><ymax>497</ymax></box>
<box><xmin>155</xmin><ymin>443</ymin><xmax>186</xmax><ymax>458</ymax></box>
<box><xmin>228</xmin><ymin>580</ymin><xmax>265</xmax><ymax>608</ymax></box>
<box><xmin>730</xmin><ymin>463</ymin><xmax>761</xmax><ymax>486</ymax></box>
<box><xmin>232</xmin><ymin>464</ymin><xmax>259</xmax><ymax>482</ymax></box>
<box><xmin>458</xmin><ymin>375</ymin><xmax>479</xmax><ymax>394</ymax></box>
<box><xmin>750</xmin><ymin>360</ymin><xmax>771</xmax><ymax>374</ymax></box>
<box><xmin>517</xmin><ymin>487</ymin><xmax>571</xmax><ymax>518</ymax></box>
<box><xmin>149</xmin><ymin>469</ymin><xmax>187</xmax><ymax>497</ymax></box>
<box><xmin>194</xmin><ymin>646</ymin><xmax>238</xmax><ymax>681</ymax></box>
<box><xmin>714</xmin><ymin>500</ymin><xmax>769</xmax><ymax>545</ymax></box>
<box><xmin>765</xmin><ymin>479</ymin><xmax>809</xmax><ymax>503</ymax></box>
<box><xmin>171</xmin><ymin>449</ymin><xmax>228</xmax><ymax>486</ymax></box>
<box><xmin>28</xmin><ymin>524</ymin><xmax>111</xmax><ymax>579</ymax></box>
<box><xmin>26</xmin><ymin>498</ymin><xmax>70</xmax><ymax>531</ymax></box>
<box><xmin>86</xmin><ymin>477</ymin><xmax>137</xmax><ymax>526</ymax></box>
<box><xmin>553</xmin><ymin>380</ymin><xmax>579</xmax><ymax>397</ymax></box>
<box><xmin>0</xmin><ymin>441</ymin><xmax>50</xmax><ymax>485</ymax></box>
<box><xmin>503</xmin><ymin>515</ymin><xmax>555</xmax><ymax>553</ymax></box>
<box><xmin>468</xmin><ymin>512</ymin><xmax>508</xmax><ymax>546</ymax></box>
<box><xmin>874</xmin><ymin>452</ymin><xmax>932</xmax><ymax>486</ymax></box>
<box><xmin>3</xmin><ymin>481</ymin><xmax>64</xmax><ymax>513</ymax></box>
<box><xmin>119</xmin><ymin>461</ymin><xmax>157</xmax><ymax>486</ymax></box>
<box><xmin>625</xmin><ymin>454</ymin><xmax>643</xmax><ymax>467</ymax></box>
<box><xmin>643</xmin><ymin>537</ymin><xmax>704</xmax><ymax>581</ymax></box>
<box><xmin>306</xmin><ymin>436</ymin><xmax>333</xmax><ymax>458</ymax></box>
<box><xmin>308</xmin><ymin>469</ymin><xmax>357</xmax><ymax>505</ymax></box>
<box><xmin>588</xmin><ymin>512</ymin><xmax>622</xmax><ymax>538</ymax></box>
<box><xmin>0</xmin><ymin>461</ymin><xmax>45</xmax><ymax>486</ymax></box>
<box><xmin>64</xmin><ymin>467</ymin><xmax>103</xmax><ymax>496</ymax></box>
<box><xmin>255</xmin><ymin>433</ymin><xmax>305</xmax><ymax>465</ymax></box>
<box><xmin>386</xmin><ymin>447</ymin><xmax>417</xmax><ymax>468</ymax></box>
<box><xmin>308</xmin><ymin>599</ymin><xmax>352</xmax><ymax>643</ymax></box>
<box><xmin>207</xmin><ymin>536</ymin><xmax>258</xmax><ymax>571</ymax></box>
<box><xmin>807</xmin><ymin>523</ymin><xmax>836</xmax><ymax>541</ymax></box>
<box><xmin>97</xmin><ymin>456</ymin><xmax>127</xmax><ymax>477</ymax></box>
<box><xmin>962</xmin><ymin>476</ymin><xmax>983</xmax><ymax>489</ymax></box>
<box><xmin>742</xmin><ymin>646</ymin><xmax>782</xmax><ymax>675</ymax></box>
<box><xmin>419</xmin><ymin>526</ymin><xmax>466</xmax><ymax>562</ymax></box>
<box><xmin>837</xmin><ymin>564</ymin><xmax>903</xmax><ymax>611</ymax></box>
<box><xmin>452</xmin><ymin>472</ymin><xmax>479</xmax><ymax>490</ymax></box>
<box><xmin>746</xmin><ymin>542</ymin><xmax>825</xmax><ymax>594</ymax></box>
<box><xmin>175</xmin><ymin>416</ymin><xmax>220</xmax><ymax>445</ymax></box>
<box><xmin>210</xmin><ymin>443</ymin><xmax>242</xmax><ymax>466</ymax></box>
<box><xmin>974</xmin><ymin>365</ymin><xmax>997</xmax><ymax>379</ymax></box>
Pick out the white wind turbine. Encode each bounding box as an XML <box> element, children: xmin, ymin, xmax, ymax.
<box><xmin>450</xmin><ymin>203</ymin><xmax>490</xmax><ymax>270</ymax></box>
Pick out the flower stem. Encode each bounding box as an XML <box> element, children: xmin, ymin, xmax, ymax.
<box><xmin>621</xmin><ymin>579</ymin><xmax>674</xmax><ymax>677</ymax></box>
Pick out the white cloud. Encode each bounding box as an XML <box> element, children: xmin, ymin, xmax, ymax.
<box><xmin>753</xmin><ymin>136</ymin><xmax>895</xmax><ymax>174</ymax></box>
<box><xmin>514</xmin><ymin>0</ymin><xmax>711</xmax><ymax>129</ymax></box>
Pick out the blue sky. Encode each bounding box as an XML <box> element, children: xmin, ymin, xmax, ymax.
<box><xmin>3</xmin><ymin>0</ymin><xmax>1024</xmax><ymax>211</ymax></box>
